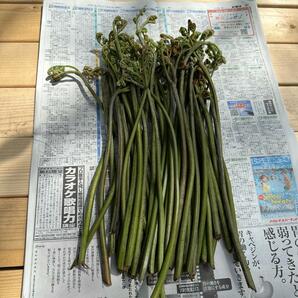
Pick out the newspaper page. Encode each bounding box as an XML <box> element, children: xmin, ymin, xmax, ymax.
<box><xmin>23</xmin><ymin>0</ymin><xmax>298</xmax><ymax>297</ymax></box>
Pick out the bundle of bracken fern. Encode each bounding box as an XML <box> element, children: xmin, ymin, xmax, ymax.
<box><xmin>47</xmin><ymin>9</ymin><xmax>255</xmax><ymax>298</ymax></box>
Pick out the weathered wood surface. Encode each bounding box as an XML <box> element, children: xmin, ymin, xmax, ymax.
<box><xmin>0</xmin><ymin>43</ymin><xmax>38</xmax><ymax>87</ymax></box>
<box><xmin>0</xmin><ymin>4</ymin><xmax>41</xmax><ymax>42</ymax></box>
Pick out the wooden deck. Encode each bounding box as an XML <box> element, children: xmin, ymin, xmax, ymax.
<box><xmin>0</xmin><ymin>0</ymin><xmax>298</xmax><ymax>297</ymax></box>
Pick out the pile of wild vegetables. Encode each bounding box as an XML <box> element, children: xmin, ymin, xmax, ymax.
<box><xmin>47</xmin><ymin>9</ymin><xmax>255</xmax><ymax>297</ymax></box>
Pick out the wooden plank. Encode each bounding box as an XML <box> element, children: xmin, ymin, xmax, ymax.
<box><xmin>268</xmin><ymin>44</ymin><xmax>298</xmax><ymax>85</ymax></box>
<box><xmin>0</xmin><ymin>197</ymin><xmax>26</xmax><ymax>268</ymax></box>
<box><xmin>0</xmin><ymin>269</ymin><xmax>22</xmax><ymax>298</ymax></box>
<box><xmin>0</xmin><ymin>0</ymin><xmax>41</xmax><ymax>2</ymax></box>
<box><xmin>0</xmin><ymin>88</ymin><xmax>34</xmax><ymax>137</ymax></box>
<box><xmin>0</xmin><ymin>4</ymin><xmax>41</xmax><ymax>42</ymax></box>
<box><xmin>280</xmin><ymin>87</ymin><xmax>298</xmax><ymax>129</ymax></box>
<box><xmin>0</xmin><ymin>43</ymin><xmax>38</xmax><ymax>87</ymax></box>
<box><xmin>259</xmin><ymin>8</ymin><xmax>298</xmax><ymax>43</ymax></box>
<box><xmin>0</xmin><ymin>43</ymin><xmax>298</xmax><ymax>87</ymax></box>
<box><xmin>0</xmin><ymin>137</ymin><xmax>32</xmax><ymax>197</ymax></box>
<box><xmin>258</xmin><ymin>0</ymin><xmax>298</xmax><ymax>7</ymax></box>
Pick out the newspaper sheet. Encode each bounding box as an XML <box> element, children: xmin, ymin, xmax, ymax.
<box><xmin>23</xmin><ymin>0</ymin><xmax>298</xmax><ymax>297</ymax></box>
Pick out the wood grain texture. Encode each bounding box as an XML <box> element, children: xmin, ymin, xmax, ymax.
<box><xmin>0</xmin><ymin>0</ymin><xmax>43</xmax><ymax>4</ymax></box>
<box><xmin>0</xmin><ymin>137</ymin><xmax>32</xmax><ymax>197</ymax></box>
<box><xmin>0</xmin><ymin>43</ymin><xmax>38</xmax><ymax>87</ymax></box>
<box><xmin>0</xmin><ymin>269</ymin><xmax>22</xmax><ymax>298</ymax></box>
<box><xmin>0</xmin><ymin>0</ymin><xmax>41</xmax><ymax>2</ymax></box>
<box><xmin>259</xmin><ymin>8</ymin><xmax>298</xmax><ymax>43</ymax></box>
<box><xmin>0</xmin><ymin>197</ymin><xmax>26</xmax><ymax>267</ymax></box>
<box><xmin>258</xmin><ymin>0</ymin><xmax>298</xmax><ymax>7</ymax></box>
<box><xmin>280</xmin><ymin>87</ymin><xmax>298</xmax><ymax>129</ymax></box>
<box><xmin>0</xmin><ymin>88</ymin><xmax>34</xmax><ymax>137</ymax></box>
<box><xmin>0</xmin><ymin>197</ymin><xmax>26</xmax><ymax>268</ymax></box>
<box><xmin>0</xmin><ymin>4</ymin><xmax>41</xmax><ymax>42</ymax></box>
<box><xmin>268</xmin><ymin>44</ymin><xmax>298</xmax><ymax>85</ymax></box>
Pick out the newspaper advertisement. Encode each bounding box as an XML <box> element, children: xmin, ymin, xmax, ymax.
<box><xmin>22</xmin><ymin>0</ymin><xmax>298</xmax><ymax>297</ymax></box>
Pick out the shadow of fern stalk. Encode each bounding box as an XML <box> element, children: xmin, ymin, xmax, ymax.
<box><xmin>47</xmin><ymin>8</ymin><xmax>256</xmax><ymax>298</ymax></box>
